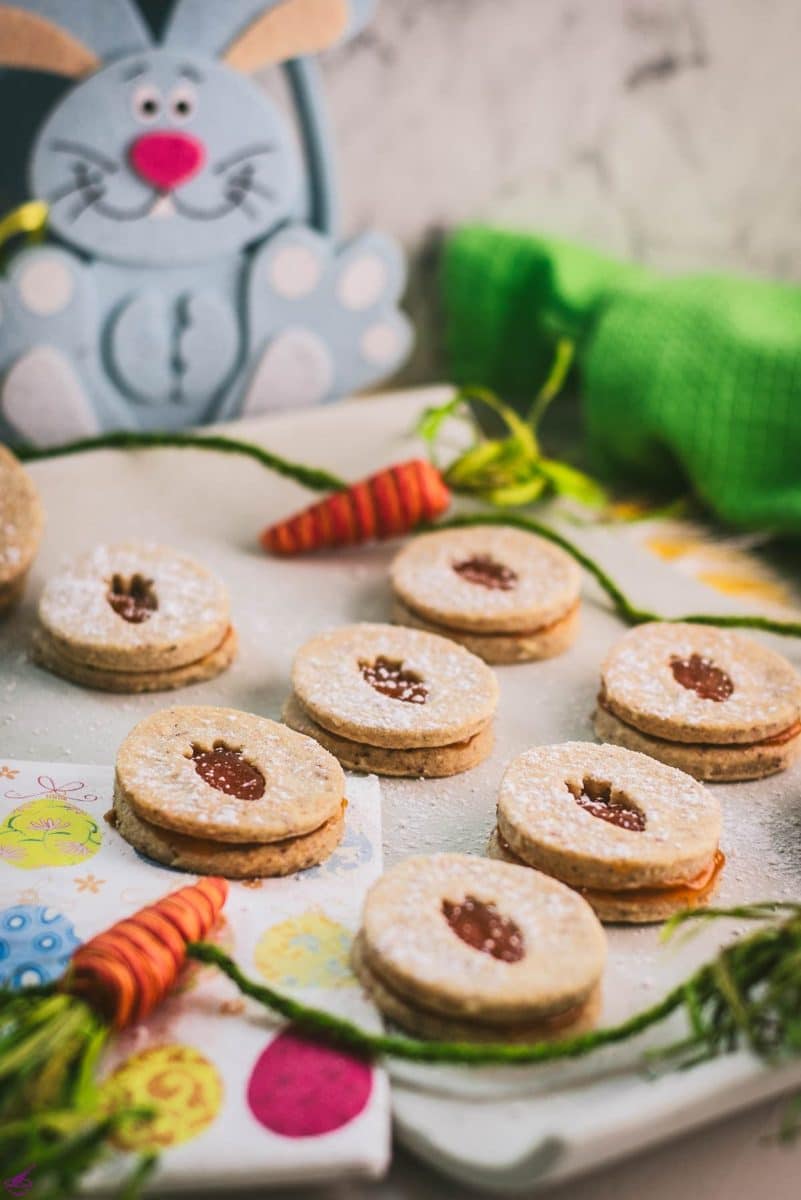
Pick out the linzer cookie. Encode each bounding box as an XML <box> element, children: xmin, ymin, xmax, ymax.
<box><xmin>594</xmin><ymin>623</ymin><xmax>801</xmax><ymax>781</ymax></box>
<box><xmin>390</xmin><ymin>526</ymin><xmax>581</xmax><ymax>664</ymax></box>
<box><xmin>492</xmin><ymin>742</ymin><xmax>724</xmax><ymax>923</ymax></box>
<box><xmin>112</xmin><ymin>706</ymin><xmax>346</xmax><ymax>878</ymax></box>
<box><xmin>283</xmin><ymin>623</ymin><xmax>499</xmax><ymax>777</ymax></box>
<box><xmin>32</xmin><ymin>542</ymin><xmax>236</xmax><ymax>692</ymax></box>
<box><xmin>0</xmin><ymin>446</ymin><xmax>44</xmax><ymax>617</ymax></box>
<box><xmin>352</xmin><ymin>853</ymin><xmax>605</xmax><ymax>1040</ymax></box>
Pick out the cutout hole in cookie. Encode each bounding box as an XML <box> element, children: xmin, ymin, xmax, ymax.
<box><xmin>567</xmin><ymin>777</ymin><xmax>646</xmax><ymax>832</ymax></box>
<box><xmin>107</xmin><ymin>572</ymin><xmax>158</xmax><ymax>624</ymax></box>
<box><xmin>670</xmin><ymin>653</ymin><xmax>734</xmax><ymax>702</ymax></box>
<box><xmin>453</xmin><ymin>555</ymin><xmax>518</xmax><ymax>591</ymax></box>
<box><xmin>442</xmin><ymin>895</ymin><xmax>525</xmax><ymax>962</ymax></box>
<box><xmin>190</xmin><ymin>741</ymin><xmax>265</xmax><ymax>800</ymax></box>
<box><xmin>359</xmin><ymin>655</ymin><xmax>428</xmax><ymax>704</ymax></box>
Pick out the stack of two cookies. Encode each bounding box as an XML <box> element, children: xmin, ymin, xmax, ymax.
<box><xmin>491</xmin><ymin>742</ymin><xmax>724</xmax><ymax>924</ymax></box>
<box><xmin>112</xmin><ymin>707</ymin><xmax>347</xmax><ymax>879</ymax></box>
<box><xmin>283</xmin><ymin>623</ymin><xmax>499</xmax><ymax>777</ymax></box>
<box><xmin>0</xmin><ymin>446</ymin><xmax>44</xmax><ymax>616</ymax></box>
<box><xmin>390</xmin><ymin>526</ymin><xmax>581</xmax><ymax>663</ymax></box>
<box><xmin>352</xmin><ymin>853</ymin><xmax>606</xmax><ymax>1041</ymax></box>
<box><xmin>33</xmin><ymin>542</ymin><xmax>237</xmax><ymax>692</ymax></box>
<box><xmin>594</xmin><ymin>623</ymin><xmax>801</xmax><ymax>782</ymax></box>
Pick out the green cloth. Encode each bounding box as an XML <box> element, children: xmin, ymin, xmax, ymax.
<box><xmin>442</xmin><ymin>226</ymin><xmax>801</xmax><ymax>534</ymax></box>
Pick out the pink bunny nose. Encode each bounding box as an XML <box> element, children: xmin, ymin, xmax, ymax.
<box><xmin>129</xmin><ymin>131</ymin><xmax>205</xmax><ymax>191</ymax></box>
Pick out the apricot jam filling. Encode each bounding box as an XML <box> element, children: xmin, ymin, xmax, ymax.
<box><xmin>190</xmin><ymin>743</ymin><xmax>265</xmax><ymax>800</ymax></box>
<box><xmin>498</xmin><ymin>832</ymin><xmax>725</xmax><ymax>906</ymax></box>
<box><xmin>670</xmin><ymin>653</ymin><xmax>734</xmax><ymax>702</ymax></box>
<box><xmin>453</xmin><ymin>555</ymin><xmax>518</xmax><ymax>591</ymax></box>
<box><xmin>578</xmin><ymin>849</ymin><xmax>726</xmax><ymax>907</ymax></box>
<box><xmin>567</xmin><ymin>777</ymin><xmax>646</xmax><ymax>832</ymax></box>
<box><xmin>442</xmin><ymin>895</ymin><xmax>524</xmax><ymax>962</ymax></box>
<box><xmin>359</xmin><ymin>656</ymin><xmax>428</xmax><ymax>704</ymax></box>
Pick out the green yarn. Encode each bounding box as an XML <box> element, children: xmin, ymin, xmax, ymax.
<box><xmin>14</xmin><ymin>431</ymin><xmax>346</xmax><ymax>493</ymax></box>
<box><xmin>431</xmin><ymin>512</ymin><xmax>801</xmax><ymax>640</ymax></box>
<box><xmin>443</xmin><ymin>227</ymin><xmax>801</xmax><ymax>533</ymax></box>
<box><xmin>189</xmin><ymin>902</ymin><xmax>801</xmax><ymax>1077</ymax></box>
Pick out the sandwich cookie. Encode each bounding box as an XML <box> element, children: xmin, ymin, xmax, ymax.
<box><xmin>594</xmin><ymin>623</ymin><xmax>801</xmax><ymax>781</ymax></box>
<box><xmin>112</xmin><ymin>706</ymin><xmax>346</xmax><ymax>878</ymax></box>
<box><xmin>284</xmin><ymin>623</ymin><xmax>499</xmax><ymax>777</ymax></box>
<box><xmin>352</xmin><ymin>853</ymin><xmax>606</xmax><ymax>1041</ymax></box>
<box><xmin>390</xmin><ymin>526</ymin><xmax>581</xmax><ymax>664</ymax></box>
<box><xmin>0</xmin><ymin>446</ymin><xmax>44</xmax><ymax>617</ymax></box>
<box><xmin>492</xmin><ymin>742</ymin><xmax>724</xmax><ymax>923</ymax></box>
<box><xmin>33</xmin><ymin>542</ymin><xmax>237</xmax><ymax>692</ymax></box>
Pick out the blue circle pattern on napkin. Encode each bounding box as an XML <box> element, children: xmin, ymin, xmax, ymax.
<box><xmin>0</xmin><ymin>904</ymin><xmax>81</xmax><ymax>988</ymax></box>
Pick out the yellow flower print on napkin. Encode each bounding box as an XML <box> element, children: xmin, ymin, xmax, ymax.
<box><xmin>0</xmin><ymin>798</ymin><xmax>102</xmax><ymax>869</ymax></box>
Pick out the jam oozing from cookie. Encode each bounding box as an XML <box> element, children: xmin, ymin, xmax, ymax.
<box><xmin>670</xmin><ymin>653</ymin><xmax>734</xmax><ymax>702</ymax></box>
<box><xmin>359</xmin><ymin>656</ymin><xmax>428</xmax><ymax>704</ymax></box>
<box><xmin>107</xmin><ymin>573</ymin><xmax>158</xmax><ymax>624</ymax></box>
<box><xmin>441</xmin><ymin>895</ymin><xmax>525</xmax><ymax>963</ymax></box>
<box><xmin>191</xmin><ymin>743</ymin><xmax>265</xmax><ymax>800</ymax></box>
<box><xmin>567</xmin><ymin>778</ymin><xmax>646</xmax><ymax>832</ymax></box>
<box><xmin>453</xmin><ymin>555</ymin><xmax>518</xmax><ymax>591</ymax></box>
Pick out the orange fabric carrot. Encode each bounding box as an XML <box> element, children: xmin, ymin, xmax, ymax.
<box><xmin>261</xmin><ymin>459</ymin><xmax>451</xmax><ymax>555</ymax></box>
<box><xmin>61</xmin><ymin>877</ymin><xmax>228</xmax><ymax>1029</ymax></box>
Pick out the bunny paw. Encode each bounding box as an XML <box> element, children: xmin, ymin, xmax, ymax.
<box><xmin>242</xmin><ymin>227</ymin><xmax>412</xmax><ymax>416</ymax></box>
<box><xmin>0</xmin><ymin>248</ymin><xmax>98</xmax><ymax>445</ymax></box>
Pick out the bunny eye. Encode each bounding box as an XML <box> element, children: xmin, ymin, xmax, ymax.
<box><xmin>170</xmin><ymin>84</ymin><xmax>197</xmax><ymax>122</ymax></box>
<box><xmin>132</xmin><ymin>84</ymin><xmax>162</xmax><ymax>124</ymax></box>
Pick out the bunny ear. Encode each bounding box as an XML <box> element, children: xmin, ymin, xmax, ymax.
<box><xmin>0</xmin><ymin>1</ymin><xmax>151</xmax><ymax>73</ymax></box>
<box><xmin>223</xmin><ymin>0</ymin><xmax>349</xmax><ymax>71</ymax></box>
<box><xmin>0</xmin><ymin>7</ymin><xmax>98</xmax><ymax>77</ymax></box>
<box><xmin>163</xmin><ymin>0</ymin><xmax>369</xmax><ymax>66</ymax></box>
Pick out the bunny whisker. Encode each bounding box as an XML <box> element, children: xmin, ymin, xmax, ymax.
<box><xmin>213</xmin><ymin>143</ymin><xmax>276</xmax><ymax>174</ymax></box>
<box><xmin>233</xmin><ymin>194</ymin><xmax>259</xmax><ymax>219</ymax></box>
<box><xmin>48</xmin><ymin>178</ymin><xmax>90</xmax><ymax>205</ymax></box>
<box><xmin>50</xmin><ymin>139</ymin><xmax>118</xmax><ymax>175</ymax></box>
<box><xmin>49</xmin><ymin>164</ymin><xmax>106</xmax><ymax>206</ymax></box>
<box><xmin>242</xmin><ymin>179</ymin><xmax>275</xmax><ymax>202</ymax></box>
<box><xmin>69</xmin><ymin>188</ymin><xmax>104</xmax><ymax>222</ymax></box>
<box><xmin>225</xmin><ymin>174</ymin><xmax>270</xmax><ymax>220</ymax></box>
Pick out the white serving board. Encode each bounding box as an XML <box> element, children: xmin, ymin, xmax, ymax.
<box><xmin>1</xmin><ymin>387</ymin><xmax>800</xmax><ymax>1194</ymax></box>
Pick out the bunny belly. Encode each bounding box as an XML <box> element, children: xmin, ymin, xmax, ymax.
<box><xmin>0</xmin><ymin>226</ymin><xmax>413</xmax><ymax>445</ymax></box>
<box><xmin>0</xmin><ymin>250</ymin><xmax>248</xmax><ymax>445</ymax></box>
<box><xmin>95</xmin><ymin>260</ymin><xmax>243</xmax><ymax>422</ymax></box>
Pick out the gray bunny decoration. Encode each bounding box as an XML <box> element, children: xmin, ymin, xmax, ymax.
<box><xmin>0</xmin><ymin>0</ymin><xmax>412</xmax><ymax>446</ymax></box>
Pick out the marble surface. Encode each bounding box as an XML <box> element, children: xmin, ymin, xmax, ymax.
<box><xmin>324</xmin><ymin>0</ymin><xmax>801</xmax><ymax>275</ymax></box>
<box><xmin>309</xmin><ymin>0</ymin><xmax>801</xmax><ymax>380</ymax></box>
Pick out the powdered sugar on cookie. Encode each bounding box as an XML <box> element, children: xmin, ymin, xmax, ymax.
<box><xmin>391</xmin><ymin>526</ymin><xmax>580</xmax><ymax>634</ymax></box>
<box><xmin>498</xmin><ymin>742</ymin><xmax>721</xmax><ymax>888</ymax></box>
<box><xmin>601</xmin><ymin>623</ymin><xmax>801</xmax><ymax>744</ymax></box>
<box><xmin>116</xmin><ymin>706</ymin><xmax>345</xmax><ymax>844</ymax></box>
<box><xmin>40</xmin><ymin>542</ymin><xmax>226</xmax><ymax>650</ymax></box>
<box><xmin>292</xmin><ymin>623</ymin><xmax>498</xmax><ymax>749</ymax></box>
<box><xmin>360</xmin><ymin>853</ymin><xmax>605</xmax><ymax>1020</ymax></box>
